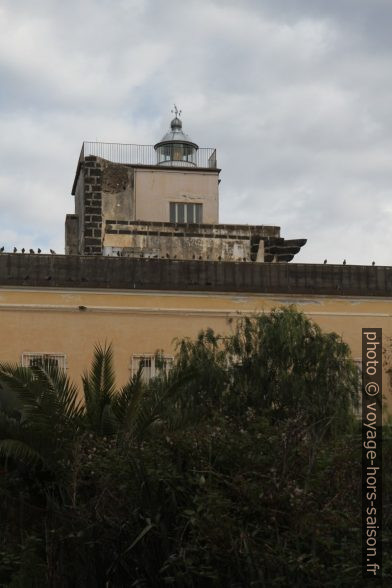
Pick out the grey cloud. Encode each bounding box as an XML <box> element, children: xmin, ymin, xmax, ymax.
<box><xmin>0</xmin><ymin>0</ymin><xmax>391</xmax><ymax>265</ymax></box>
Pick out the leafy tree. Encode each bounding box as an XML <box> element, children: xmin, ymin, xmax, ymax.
<box><xmin>173</xmin><ymin>307</ymin><xmax>359</xmax><ymax>440</ymax></box>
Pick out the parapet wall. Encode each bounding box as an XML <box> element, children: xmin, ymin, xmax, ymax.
<box><xmin>103</xmin><ymin>220</ymin><xmax>283</xmax><ymax>262</ymax></box>
<box><xmin>0</xmin><ymin>254</ymin><xmax>391</xmax><ymax>296</ymax></box>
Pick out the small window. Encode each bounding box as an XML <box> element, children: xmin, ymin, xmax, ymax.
<box><xmin>170</xmin><ymin>202</ymin><xmax>202</xmax><ymax>224</ymax></box>
<box><xmin>21</xmin><ymin>352</ymin><xmax>67</xmax><ymax>371</ymax></box>
<box><xmin>131</xmin><ymin>354</ymin><xmax>173</xmax><ymax>383</ymax></box>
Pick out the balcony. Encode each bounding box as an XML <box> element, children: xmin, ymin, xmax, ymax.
<box><xmin>80</xmin><ymin>141</ymin><xmax>217</xmax><ymax>169</ymax></box>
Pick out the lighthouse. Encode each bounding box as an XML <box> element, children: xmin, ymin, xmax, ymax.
<box><xmin>154</xmin><ymin>106</ymin><xmax>198</xmax><ymax>167</ymax></box>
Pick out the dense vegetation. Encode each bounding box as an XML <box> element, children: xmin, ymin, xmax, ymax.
<box><xmin>0</xmin><ymin>307</ymin><xmax>390</xmax><ymax>587</ymax></box>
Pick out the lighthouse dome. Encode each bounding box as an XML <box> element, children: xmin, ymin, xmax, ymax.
<box><xmin>154</xmin><ymin>107</ymin><xmax>198</xmax><ymax>167</ymax></box>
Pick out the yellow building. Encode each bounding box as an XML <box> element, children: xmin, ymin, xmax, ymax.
<box><xmin>0</xmin><ymin>255</ymin><xmax>391</xmax><ymax>412</ymax></box>
<box><xmin>0</xmin><ymin>111</ymin><xmax>391</xmax><ymax>412</ymax></box>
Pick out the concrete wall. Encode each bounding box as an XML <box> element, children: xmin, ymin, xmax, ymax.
<box><xmin>134</xmin><ymin>168</ymin><xmax>219</xmax><ymax>224</ymax></box>
<box><xmin>65</xmin><ymin>214</ymin><xmax>79</xmax><ymax>255</ymax></box>
<box><xmin>1</xmin><ymin>254</ymin><xmax>390</xmax><ymax>296</ymax></box>
<box><xmin>104</xmin><ymin>232</ymin><xmax>250</xmax><ymax>261</ymax></box>
<box><xmin>102</xmin><ymin>222</ymin><xmax>280</xmax><ymax>262</ymax></box>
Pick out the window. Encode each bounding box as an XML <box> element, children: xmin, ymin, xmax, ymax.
<box><xmin>131</xmin><ymin>354</ymin><xmax>173</xmax><ymax>383</ymax></box>
<box><xmin>170</xmin><ymin>202</ymin><xmax>202</xmax><ymax>224</ymax></box>
<box><xmin>21</xmin><ymin>352</ymin><xmax>67</xmax><ymax>371</ymax></box>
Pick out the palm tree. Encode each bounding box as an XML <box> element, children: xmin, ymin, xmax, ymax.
<box><xmin>81</xmin><ymin>343</ymin><xmax>190</xmax><ymax>440</ymax></box>
<box><xmin>0</xmin><ymin>360</ymin><xmax>83</xmax><ymax>473</ymax></box>
<box><xmin>82</xmin><ymin>342</ymin><xmax>117</xmax><ymax>436</ymax></box>
<box><xmin>0</xmin><ymin>347</ymin><xmax>181</xmax><ymax>584</ymax></box>
<box><xmin>0</xmin><ymin>344</ymin><xmax>191</xmax><ymax>467</ymax></box>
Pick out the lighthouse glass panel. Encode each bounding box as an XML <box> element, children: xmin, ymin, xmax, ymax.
<box><xmin>156</xmin><ymin>144</ymin><xmax>197</xmax><ymax>166</ymax></box>
<box><xmin>184</xmin><ymin>145</ymin><xmax>197</xmax><ymax>164</ymax></box>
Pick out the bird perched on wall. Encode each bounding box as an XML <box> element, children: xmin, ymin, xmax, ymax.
<box><xmin>0</xmin><ymin>246</ymin><xmax>4</xmax><ymax>252</ymax></box>
<box><xmin>13</xmin><ymin>247</ymin><xmax>17</xmax><ymax>253</ymax></box>
<box><xmin>29</xmin><ymin>249</ymin><xmax>35</xmax><ymax>254</ymax></box>
<box><xmin>21</xmin><ymin>248</ymin><xmax>25</xmax><ymax>254</ymax></box>
<box><xmin>37</xmin><ymin>248</ymin><xmax>41</xmax><ymax>253</ymax></box>
<box><xmin>50</xmin><ymin>249</ymin><xmax>55</xmax><ymax>254</ymax></box>
<box><xmin>323</xmin><ymin>259</ymin><xmax>327</xmax><ymax>264</ymax></box>
<box><xmin>372</xmin><ymin>261</ymin><xmax>375</xmax><ymax>266</ymax></box>
<box><xmin>343</xmin><ymin>259</ymin><xmax>346</xmax><ymax>265</ymax></box>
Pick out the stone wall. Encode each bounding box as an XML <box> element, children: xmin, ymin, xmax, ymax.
<box><xmin>82</xmin><ymin>156</ymin><xmax>103</xmax><ymax>255</ymax></box>
<box><xmin>101</xmin><ymin>163</ymin><xmax>135</xmax><ymax>222</ymax></box>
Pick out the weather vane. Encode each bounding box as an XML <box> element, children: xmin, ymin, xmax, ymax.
<box><xmin>171</xmin><ymin>104</ymin><xmax>182</xmax><ymax>118</ymax></box>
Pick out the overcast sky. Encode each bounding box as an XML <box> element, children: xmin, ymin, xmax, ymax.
<box><xmin>0</xmin><ymin>0</ymin><xmax>391</xmax><ymax>264</ymax></box>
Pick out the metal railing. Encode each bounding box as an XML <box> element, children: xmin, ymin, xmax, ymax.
<box><xmin>81</xmin><ymin>142</ymin><xmax>217</xmax><ymax>169</ymax></box>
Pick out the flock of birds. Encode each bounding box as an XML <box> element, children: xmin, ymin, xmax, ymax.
<box><xmin>323</xmin><ymin>259</ymin><xmax>376</xmax><ymax>266</ymax></box>
<box><xmin>0</xmin><ymin>247</ymin><xmax>56</xmax><ymax>254</ymax></box>
<box><xmin>0</xmin><ymin>247</ymin><xmax>378</xmax><ymax>265</ymax></box>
